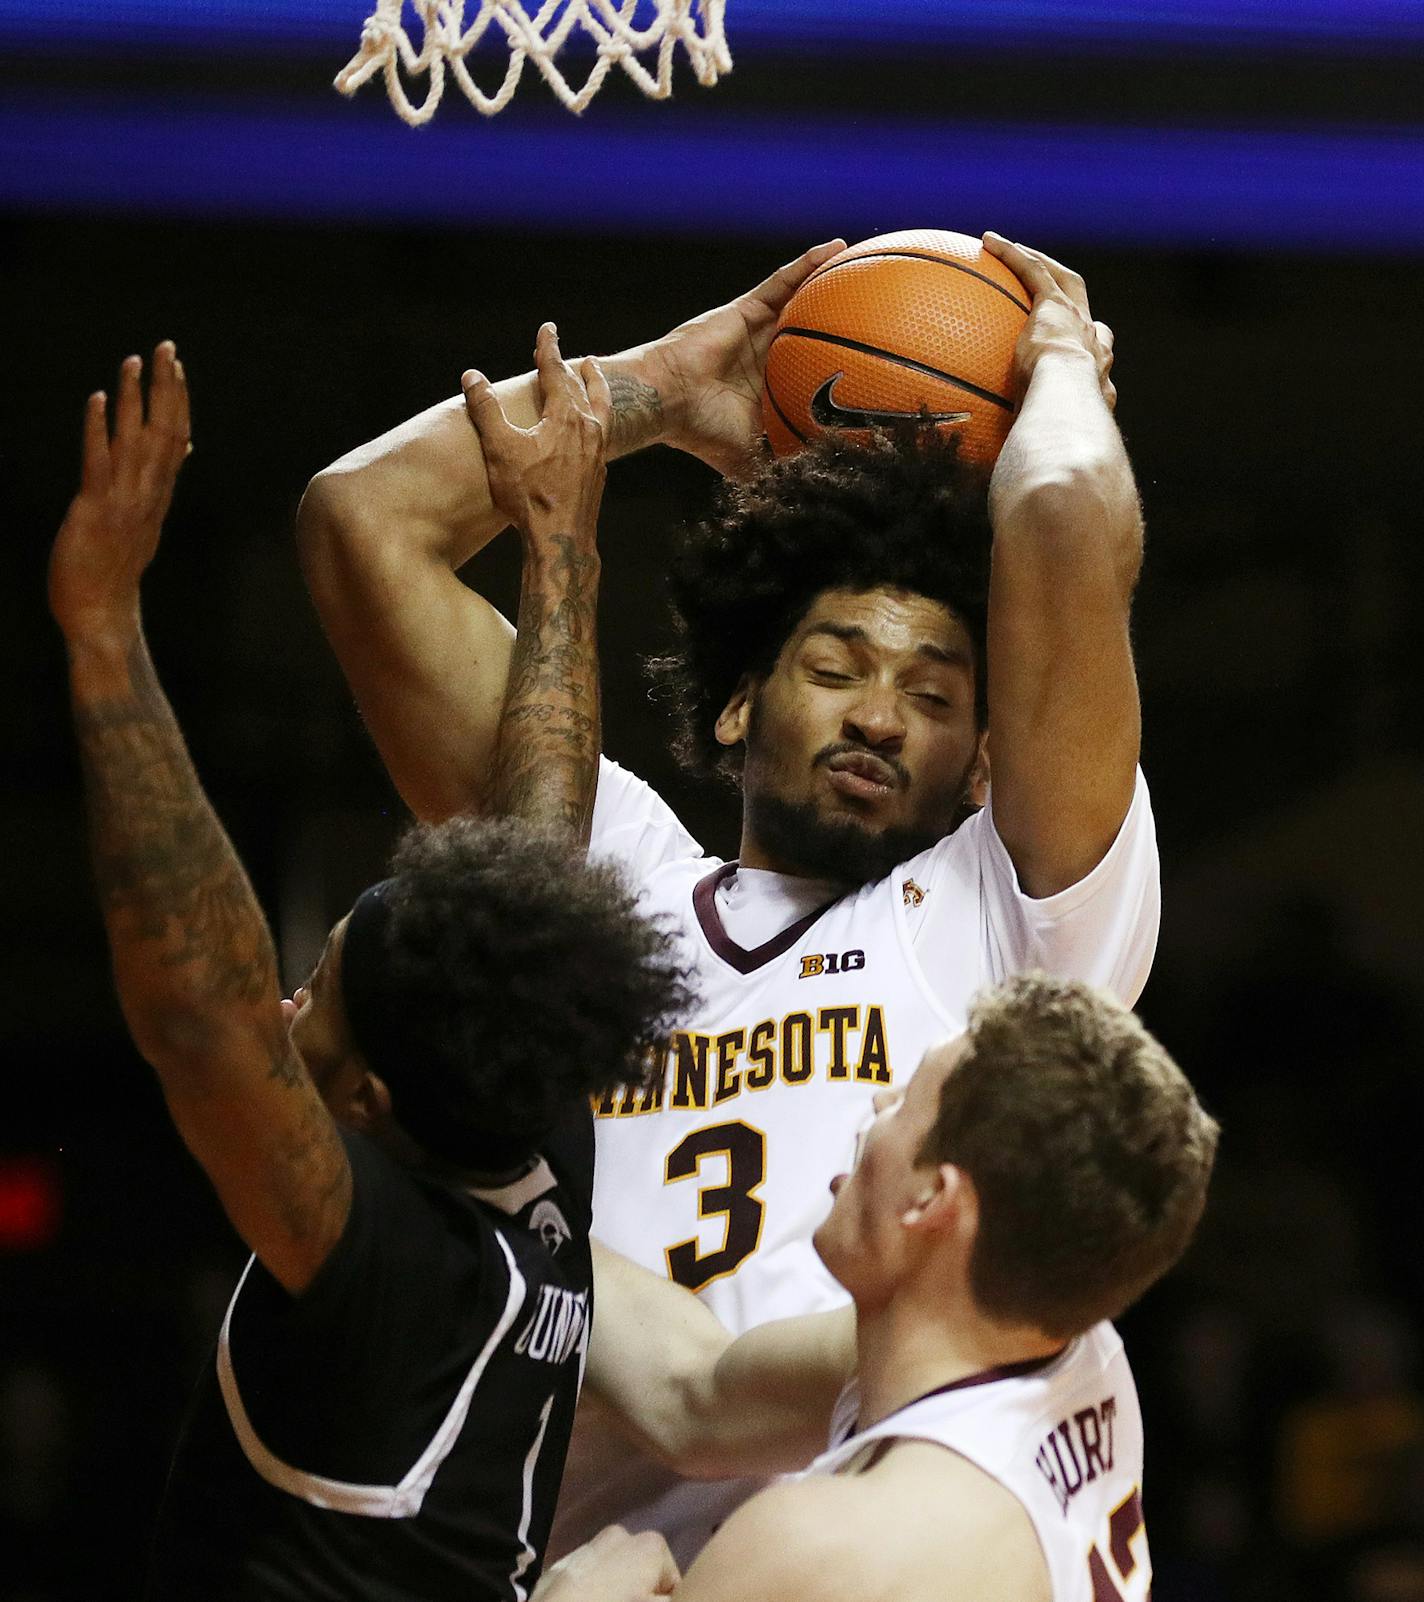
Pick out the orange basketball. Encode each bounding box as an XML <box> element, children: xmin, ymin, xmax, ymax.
<box><xmin>762</xmin><ymin>229</ymin><xmax>1030</xmax><ymax>467</ymax></box>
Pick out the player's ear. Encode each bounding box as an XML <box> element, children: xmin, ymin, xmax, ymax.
<box><xmin>714</xmin><ymin>675</ymin><xmax>756</xmax><ymax>749</ymax></box>
<box><xmin>345</xmin><ymin>1069</ymin><xmax>393</xmax><ymax>1133</ymax></box>
<box><xmin>901</xmin><ymin>1164</ymin><xmax>976</xmax><ymax>1242</ymax></box>
<box><xmin>967</xmin><ymin>732</ymin><xmax>990</xmax><ymax>810</ymax></box>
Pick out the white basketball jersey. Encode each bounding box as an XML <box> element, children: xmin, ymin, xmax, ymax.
<box><xmin>803</xmin><ymin>1325</ymin><xmax>1150</xmax><ymax>1602</ymax></box>
<box><xmin>553</xmin><ymin>759</ymin><xmax>1159</xmax><ymax>1564</ymax></box>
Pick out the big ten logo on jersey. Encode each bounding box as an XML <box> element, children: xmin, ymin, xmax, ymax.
<box><xmin>513</xmin><ymin>1283</ymin><xmax>589</xmax><ymax>1367</ymax></box>
<box><xmin>593</xmin><ymin>1005</ymin><xmax>892</xmax><ymax>1122</ymax></box>
<box><xmin>799</xmin><ymin>948</ymin><xmax>865</xmax><ymax>979</ymax></box>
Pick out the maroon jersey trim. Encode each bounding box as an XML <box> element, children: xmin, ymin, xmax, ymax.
<box><xmin>692</xmin><ymin>863</ymin><xmax>839</xmax><ymax>975</ymax></box>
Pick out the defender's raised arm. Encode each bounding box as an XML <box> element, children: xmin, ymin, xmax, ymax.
<box><xmin>467</xmin><ymin>324</ymin><xmax>612</xmax><ymax>844</ymax></box>
<box><xmin>51</xmin><ymin>346</ymin><xmax>353</xmax><ymax>1295</ymax></box>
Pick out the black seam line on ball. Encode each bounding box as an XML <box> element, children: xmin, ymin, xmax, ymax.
<box><xmin>805</xmin><ymin>252</ymin><xmax>1032</xmax><ymax>316</ymax></box>
<box><xmin>773</xmin><ymin>328</ymin><xmax>1015</xmax><ymax>412</ymax></box>
<box><xmin>763</xmin><ymin>378</ymin><xmax>810</xmax><ymax>444</ymax></box>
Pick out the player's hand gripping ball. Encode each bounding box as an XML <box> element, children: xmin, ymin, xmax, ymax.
<box><xmin>761</xmin><ymin>229</ymin><xmax>1029</xmax><ymax>468</ymax></box>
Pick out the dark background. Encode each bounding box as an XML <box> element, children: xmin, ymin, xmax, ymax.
<box><xmin>3</xmin><ymin>8</ymin><xmax>1423</xmax><ymax>1600</ymax></box>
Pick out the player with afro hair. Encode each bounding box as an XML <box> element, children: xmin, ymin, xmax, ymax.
<box><xmin>650</xmin><ymin>429</ymin><xmax>992</xmax><ymax>784</ymax></box>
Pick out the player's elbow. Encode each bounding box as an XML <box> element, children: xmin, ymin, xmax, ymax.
<box><xmin>621</xmin><ymin>1353</ymin><xmax>743</xmax><ymax>1481</ymax></box>
<box><xmin>297</xmin><ymin>466</ymin><xmax>374</xmax><ymax>579</ymax></box>
<box><xmin>629</xmin><ymin>1372</ymin><xmax>723</xmax><ymax>1480</ymax></box>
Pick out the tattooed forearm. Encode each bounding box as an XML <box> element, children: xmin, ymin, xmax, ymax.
<box><xmin>489</xmin><ymin>533</ymin><xmax>602</xmax><ymax>842</ymax></box>
<box><xmin>606</xmin><ymin>373</ymin><xmax>664</xmax><ymax>454</ymax></box>
<box><xmin>70</xmin><ymin>634</ymin><xmax>282</xmax><ymax>1045</ymax></box>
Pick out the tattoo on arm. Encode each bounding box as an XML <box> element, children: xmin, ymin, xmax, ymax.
<box><xmin>72</xmin><ymin>636</ymin><xmax>285</xmax><ymax>1063</ymax></box>
<box><xmin>489</xmin><ymin>534</ymin><xmax>602</xmax><ymax>841</ymax></box>
<box><xmin>606</xmin><ymin>373</ymin><xmax>664</xmax><ymax>454</ymax></box>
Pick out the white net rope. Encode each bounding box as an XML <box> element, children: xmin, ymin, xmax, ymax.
<box><xmin>335</xmin><ymin>0</ymin><xmax>731</xmax><ymax>121</ymax></box>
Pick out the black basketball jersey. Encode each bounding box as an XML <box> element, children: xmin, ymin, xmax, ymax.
<box><xmin>147</xmin><ymin>1108</ymin><xmax>594</xmax><ymax>1602</ymax></box>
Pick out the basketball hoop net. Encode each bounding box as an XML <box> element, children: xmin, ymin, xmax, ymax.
<box><xmin>335</xmin><ymin>0</ymin><xmax>732</xmax><ymax>122</ymax></box>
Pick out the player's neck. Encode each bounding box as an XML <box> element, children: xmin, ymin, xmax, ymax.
<box><xmin>736</xmin><ymin>830</ymin><xmax>820</xmax><ymax>878</ymax></box>
<box><xmin>736</xmin><ymin>826</ymin><xmax>864</xmax><ymax>887</ymax></box>
<box><xmin>854</xmin><ymin>1295</ymin><xmax>1065</xmax><ymax>1432</ymax></box>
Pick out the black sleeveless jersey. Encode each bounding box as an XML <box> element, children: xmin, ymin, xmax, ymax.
<box><xmin>147</xmin><ymin>1109</ymin><xmax>594</xmax><ymax>1602</ymax></box>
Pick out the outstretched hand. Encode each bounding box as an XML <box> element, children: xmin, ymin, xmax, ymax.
<box><xmin>644</xmin><ymin>238</ymin><xmax>847</xmax><ymax>477</ymax></box>
<box><xmin>49</xmin><ymin>342</ymin><xmax>191</xmax><ymax>643</ymax></box>
<box><xmin>463</xmin><ymin>323</ymin><xmax>612</xmax><ymax>543</ymax></box>
<box><xmin>982</xmin><ymin>233</ymin><xmax>1117</xmax><ymax>413</ymax></box>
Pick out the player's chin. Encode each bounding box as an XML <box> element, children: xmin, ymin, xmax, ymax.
<box><xmin>811</xmin><ymin>1214</ymin><xmax>850</xmax><ymax>1282</ymax></box>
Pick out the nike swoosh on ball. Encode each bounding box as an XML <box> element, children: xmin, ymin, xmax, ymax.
<box><xmin>810</xmin><ymin>374</ymin><xmax>971</xmax><ymax>430</ymax></box>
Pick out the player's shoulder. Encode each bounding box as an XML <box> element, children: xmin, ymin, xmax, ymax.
<box><xmin>589</xmin><ymin>755</ymin><xmax>706</xmax><ymax>877</ymax></box>
<box><xmin>674</xmin><ymin>1476</ymin><xmax>885</xmax><ymax>1602</ymax></box>
<box><xmin>677</xmin><ymin>1443</ymin><xmax>1048</xmax><ymax>1602</ymax></box>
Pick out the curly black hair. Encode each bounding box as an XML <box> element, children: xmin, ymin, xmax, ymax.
<box><xmin>350</xmin><ymin>816</ymin><xmax>693</xmax><ymax>1170</ymax></box>
<box><xmin>648</xmin><ymin>429</ymin><xmax>993</xmax><ymax>779</ymax></box>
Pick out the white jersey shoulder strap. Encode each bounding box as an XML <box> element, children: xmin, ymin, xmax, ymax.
<box><xmin>805</xmin><ymin>1326</ymin><xmax>1150</xmax><ymax>1602</ymax></box>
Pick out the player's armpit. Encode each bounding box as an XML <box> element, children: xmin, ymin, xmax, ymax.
<box><xmin>162</xmin><ymin>1031</ymin><xmax>353</xmax><ymax>1297</ymax></box>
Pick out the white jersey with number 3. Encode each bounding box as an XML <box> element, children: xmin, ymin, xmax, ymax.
<box><xmin>553</xmin><ymin>758</ymin><xmax>1159</xmax><ymax>1563</ymax></box>
<box><xmin>805</xmin><ymin>1324</ymin><xmax>1151</xmax><ymax>1602</ymax></box>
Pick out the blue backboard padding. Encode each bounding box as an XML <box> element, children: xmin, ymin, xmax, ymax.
<box><xmin>2</xmin><ymin>89</ymin><xmax>1421</xmax><ymax>249</ymax></box>
<box><xmin>3</xmin><ymin>0</ymin><xmax>1424</xmax><ymax>52</ymax></box>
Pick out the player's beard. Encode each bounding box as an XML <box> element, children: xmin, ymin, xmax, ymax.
<box><xmin>743</xmin><ymin>752</ymin><xmax>981</xmax><ymax>886</ymax></box>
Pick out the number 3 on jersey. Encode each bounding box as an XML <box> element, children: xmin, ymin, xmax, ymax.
<box><xmin>663</xmin><ymin>1121</ymin><xmax>767</xmax><ymax>1291</ymax></box>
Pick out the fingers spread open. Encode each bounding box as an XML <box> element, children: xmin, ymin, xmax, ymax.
<box><xmin>1024</xmin><ymin>245</ymin><xmax>1088</xmax><ymax>310</ymax></box>
<box><xmin>749</xmin><ymin>238</ymin><xmax>848</xmax><ymax>314</ymax></box>
<box><xmin>173</xmin><ymin>356</ymin><xmax>192</xmax><ymax>460</ymax></box>
<box><xmin>80</xmin><ymin>391</ymin><xmax>111</xmax><ymax>496</ymax></box>
<box><xmin>113</xmin><ymin>354</ymin><xmax>144</xmax><ymax>448</ymax></box>
<box><xmin>982</xmin><ymin>232</ymin><xmax>1057</xmax><ymax>302</ymax></box>
<box><xmin>984</xmin><ymin>231</ymin><xmax>1090</xmax><ymax>314</ymax></box>
<box><xmin>149</xmin><ymin>341</ymin><xmax>190</xmax><ymax>470</ymax></box>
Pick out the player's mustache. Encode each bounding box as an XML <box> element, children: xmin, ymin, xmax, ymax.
<box><xmin>813</xmin><ymin>741</ymin><xmax>910</xmax><ymax>790</ymax></box>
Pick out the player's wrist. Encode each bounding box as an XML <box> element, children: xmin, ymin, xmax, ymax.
<box><xmin>602</xmin><ymin>344</ymin><xmax>677</xmax><ymax>456</ymax></box>
<box><xmin>64</xmin><ymin>618</ymin><xmax>145</xmax><ymax>700</ymax></box>
<box><xmin>1023</xmin><ymin>341</ymin><xmax>1101</xmax><ymax>386</ymax></box>
<box><xmin>57</xmin><ymin>603</ymin><xmax>143</xmax><ymax>655</ymax></box>
<box><xmin>518</xmin><ymin>518</ymin><xmax>603</xmax><ymax>562</ymax></box>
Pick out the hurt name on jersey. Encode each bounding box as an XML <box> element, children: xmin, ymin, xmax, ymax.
<box><xmin>594</xmin><ymin>1005</ymin><xmax>893</xmax><ymax>1119</ymax></box>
